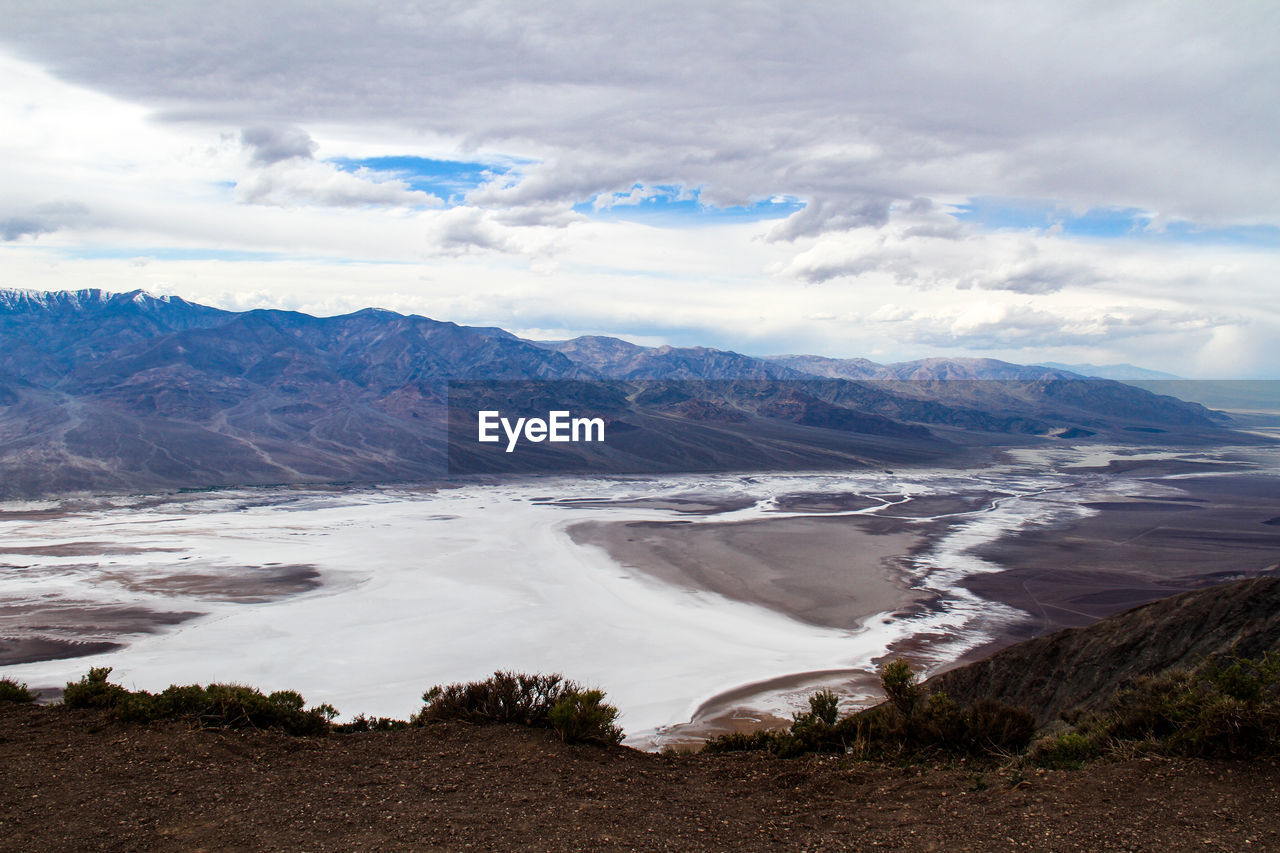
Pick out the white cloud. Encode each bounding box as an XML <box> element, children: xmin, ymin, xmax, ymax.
<box><xmin>234</xmin><ymin>159</ymin><xmax>441</xmax><ymax>209</ymax></box>
<box><xmin>0</xmin><ymin>3</ymin><xmax>1276</xmax><ymax>376</ymax></box>
<box><xmin>3</xmin><ymin>1</ymin><xmax>1275</xmax><ymax>225</ymax></box>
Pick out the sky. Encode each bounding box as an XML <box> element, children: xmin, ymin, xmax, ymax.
<box><xmin>0</xmin><ymin>1</ymin><xmax>1277</xmax><ymax>377</ymax></box>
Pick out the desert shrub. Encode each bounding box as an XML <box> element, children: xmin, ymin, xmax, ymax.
<box><xmin>63</xmin><ymin>668</ymin><xmax>335</xmax><ymax>735</ymax></box>
<box><xmin>548</xmin><ymin>689</ymin><xmax>624</xmax><ymax>745</ymax></box>
<box><xmin>701</xmin><ymin>729</ymin><xmax>783</xmax><ymax>754</ymax></box>
<box><xmin>413</xmin><ymin>671</ymin><xmax>578</xmax><ymax>727</ymax></box>
<box><xmin>964</xmin><ymin>698</ymin><xmax>1037</xmax><ymax>753</ymax></box>
<box><xmin>1033</xmin><ymin>730</ymin><xmax>1102</xmax><ymax>769</ymax></box>
<box><xmin>1034</xmin><ymin>652</ymin><xmax>1280</xmax><ymax>765</ymax></box>
<box><xmin>1100</xmin><ymin>653</ymin><xmax>1273</xmax><ymax>759</ymax></box>
<box><xmin>0</xmin><ymin>677</ymin><xmax>35</xmax><ymax>703</ymax></box>
<box><xmin>880</xmin><ymin>658</ymin><xmax>921</xmax><ymax>717</ymax></box>
<box><xmin>133</xmin><ymin>683</ymin><xmax>338</xmax><ymax>735</ymax></box>
<box><xmin>704</xmin><ymin>662</ymin><xmax>1035</xmax><ymax>761</ymax></box>
<box><xmin>414</xmin><ymin>671</ymin><xmax>625</xmax><ymax>745</ymax></box>
<box><xmin>122</xmin><ymin>683</ymin><xmax>333</xmax><ymax>734</ymax></box>
<box><xmin>803</xmin><ymin>689</ymin><xmax>841</xmax><ymax>725</ymax></box>
<box><xmin>334</xmin><ymin>714</ymin><xmax>409</xmax><ymax>733</ymax></box>
<box><xmin>907</xmin><ymin>691</ymin><xmax>967</xmax><ymax>746</ymax></box>
<box><xmin>63</xmin><ymin>667</ymin><xmax>129</xmax><ymax>709</ymax></box>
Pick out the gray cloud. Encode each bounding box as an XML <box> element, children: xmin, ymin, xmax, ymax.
<box><xmin>901</xmin><ymin>222</ymin><xmax>963</xmax><ymax>241</ymax></box>
<box><xmin>0</xmin><ymin>1</ymin><xmax>1274</xmax><ymax>230</ymax></box>
<box><xmin>240</xmin><ymin>125</ymin><xmax>316</xmax><ymax>165</ymax></box>
<box><xmin>783</xmin><ymin>247</ymin><xmax>912</xmax><ymax>285</ymax></box>
<box><xmin>962</xmin><ymin>262</ymin><xmax>1103</xmax><ymax>295</ymax></box>
<box><xmin>431</xmin><ymin>208</ymin><xmax>516</xmax><ymax>254</ymax></box>
<box><xmin>233</xmin><ymin>126</ymin><xmax>439</xmax><ymax>208</ymax></box>
<box><xmin>767</xmin><ymin>197</ymin><xmax>892</xmax><ymax>242</ymax></box>
<box><xmin>1</xmin><ymin>217</ymin><xmax>56</xmax><ymax>241</ymax></box>
<box><xmin>492</xmin><ymin>203</ymin><xmax>584</xmax><ymax>228</ymax></box>
<box><xmin>0</xmin><ymin>201</ymin><xmax>90</xmax><ymax>241</ymax></box>
<box><xmin>2</xmin><ymin>1</ymin><xmax>1277</xmax><ymax>375</ymax></box>
<box><xmin>880</xmin><ymin>305</ymin><xmax>1229</xmax><ymax>352</ymax></box>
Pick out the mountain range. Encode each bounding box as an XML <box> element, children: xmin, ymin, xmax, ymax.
<box><xmin>1033</xmin><ymin>361</ymin><xmax>1181</xmax><ymax>381</ymax></box>
<box><xmin>0</xmin><ymin>288</ymin><xmax>1233</xmax><ymax>497</ymax></box>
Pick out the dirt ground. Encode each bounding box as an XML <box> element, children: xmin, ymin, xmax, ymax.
<box><xmin>2</xmin><ymin>703</ymin><xmax>1278</xmax><ymax>851</ymax></box>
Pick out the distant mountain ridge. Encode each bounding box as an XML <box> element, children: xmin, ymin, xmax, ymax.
<box><xmin>535</xmin><ymin>336</ymin><xmax>807</xmax><ymax>381</ymax></box>
<box><xmin>1035</xmin><ymin>361</ymin><xmax>1182</xmax><ymax>381</ymax></box>
<box><xmin>767</xmin><ymin>354</ymin><xmax>1087</xmax><ymax>381</ymax></box>
<box><xmin>0</xmin><ymin>288</ymin><xmax>1234</xmax><ymax>497</ymax></box>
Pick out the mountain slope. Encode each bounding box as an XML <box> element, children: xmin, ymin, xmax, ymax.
<box><xmin>1036</xmin><ymin>361</ymin><xmax>1181</xmax><ymax>380</ymax></box>
<box><xmin>537</xmin><ymin>337</ymin><xmax>806</xmax><ymax>380</ymax></box>
<box><xmin>923</xmin><ymin>575</ymin><xmax>1280</xmax><ymax>727</ymax></box>
<box><xmin>0</xmin><ymin>291</ymin><xmax>597</xmax><ymax>496</ymax></box>
<box><xmin>769</xmin><ymin>354</ymin><xmax>1086</xmax><ymax>382</ymax></box>
<box><xmin>0</xmin><ymin>288</ymin><xmax>1242</xmax><ymax>497</ymax></box>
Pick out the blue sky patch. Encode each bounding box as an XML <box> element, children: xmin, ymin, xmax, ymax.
<box><xmin>328</xmin><ymin>156</ymin><xmax>519</xmax><ymax>205</ymax></box>
<box><xmin>575</xmin><ymin>185</ymin><xmax>805</xmax><ymax>225</ymax></box>
<box><xmin>954</xmin><ymin>197</ymin><xmax>1280</xmax><ymax>247</ymax></box>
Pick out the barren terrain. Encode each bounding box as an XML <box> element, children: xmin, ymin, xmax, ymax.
<box><xmin>2</xmin><ymin>702</ymin><xmax>1278</xmax><ymax>851</ymax></box>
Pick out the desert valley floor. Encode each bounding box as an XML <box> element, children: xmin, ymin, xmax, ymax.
<box><xmin>3</xmin><ymin>437</ymin><xmax>1280</xmax><ymax>749</ymax></box>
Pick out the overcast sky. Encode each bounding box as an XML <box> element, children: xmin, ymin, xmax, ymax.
<box><xmin>1</xmin><ymin>1</ymin><xmax>1277</xmax><ymax>376</ymax></box>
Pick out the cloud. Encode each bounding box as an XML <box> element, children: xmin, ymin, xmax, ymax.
<box><xmin>874</xmin><ymin>302</ymin><xmax>1230</xmax><ymax>351</ymax></box>
<box><xmin>491</xmin><ymin>203</ymin><xmax>583</xmax><ymax>228</ymax></box>
<box><xmin>0</xmin><ymin>3</ymin><xmax>1278</xmax><ymax>376</ymax></box>
<box><xmin>235</xmin><ymin>160</ymin><xmax>441</xmax><ymax>208</ymax></box>
<box><xmin>233</xmin><ymin>126</ymin><xmax>441</xmax><ymax>208</ymax></box>
<box><xmin>1</xmin><ymin>1</ymin><xmax>1274</xmax><ymax>228</ymax></box>
<box><xmin>429</xmin><ymin>207</ymin><xmax>517</xmax><ymax>254</ymax></box>
<box><xmin>766</xmin><ymin>196</ymin><xmax>892</xmax><ymax>241</ymax></box>
<box><xmin>0</xmin><ymin>201</ymin><xmax>90</xmax><ymax>241</ymax></box>
<box><xmin>961</xmin><ymin>261</ymin><xmax>1103</xmax><ymax>295</ymax></box>
<box><xmin>1</xmin><ymin>217</ymin><xmax>56</xmax><ymax>241</ymax></box>
<box><xmin>240</xmin><ymin>125</ymin><xmax>317</xmax><ymax>165</ymax></box>
<box><xmin>775</xmin><ymin>219</ymin><xmax>1111</xmax><ymax>294</ymax></box>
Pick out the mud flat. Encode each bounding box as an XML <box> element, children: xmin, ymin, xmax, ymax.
<box><xmin>955</xmin><ymin>471</ymin><xmax>1280</xmax><ymax>662</ymax></box>
<box><xmin>569</xmin><ymin>514</ymin><xmax>925</xmax><ymax>632</ymax></box>
<box><xmin>569</xmin><ymin>513</ymin><xmax>935</xmax><ymax>749</ymax></box>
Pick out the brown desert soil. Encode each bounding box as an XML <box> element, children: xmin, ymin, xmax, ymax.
<box><xmin>2</xmin><ymin>702</ymin><xmax>1278</xmax><ymax>852</ymax></box>
<box><xmin>569</xmin><ymin>514</ymin><xmax>921</xmax><ymax>631</ymax></box>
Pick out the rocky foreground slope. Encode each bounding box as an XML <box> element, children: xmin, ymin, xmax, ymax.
<box><xmin>3</xmin><ymin>577</ymin><xmax>1279</xmax><ymax>850</ymax></box>
<box><xmin>927</xmin><ymin>575</ymin><xmax>1280</xmax><ymax>727</ymax></box>
<box><xmin>2</xmin><ymin>703</ymin><xmax>1277</xmax><ymax>851</ymax></box>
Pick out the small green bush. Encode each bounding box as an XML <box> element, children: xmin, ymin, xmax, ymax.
<box><xmin>62</xmin><ymin>668</ymin><xmax>335</xmax><ymax>735</ymax></box>
<box><xmin>413</xmin><ymin>671</ymin><xmax>578</xmax><ymax>727</ymax></box>
<box><xmin>880</xmin><ymin>658</ymin><xmax>921</xmax><ymax>717</ymax></box>
<box><xmin>1039</xmin><ymin>652</ymin><xmax>1280</xmax><ymax>763</ymax></box>
<box><xmin>1032</xmin><ymin>731</ymin><xmax>1102</xmax><ymax>769</ymax></box>
<box><xmin>802</xmin><ymin>689</ymin><xmax>840</xmax><ymax>726</ymax></box>
<box><xmin>334</xmin><ymin>714</ymin><xmax>409</xmax><ymax>733</ymax></box>
<box><xmin>62</xmin><ymin>667</ymin><xmax>129</xmax><ymax>709</ymax></box>
<box><xmin>700</xmin><ymin>729</ymin><xmax>782</xmax><ymax>754</ymax></box>
<box><xmin>965</xmin><ymin>698</ymin><xmax>1037</xmax><ymax>753</ymax></box>
<box><xmin>703</xmin><ymin>663</ymin><xmax>1035</xmax><ymax>761</ymax></box>
<box><xmin>0</xmin><ymin>677</ymin><xmax>35</xmax><ymax>703</ymax></box>
<box><xmin>414</xmin><ymin>671</ymin><xmax>625</xmax><ymax>745</ymax></box>
<box><xmin>548</xmin><ymin>689</ymin><xmax>624</xmax><ymax>745</ymax></box>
